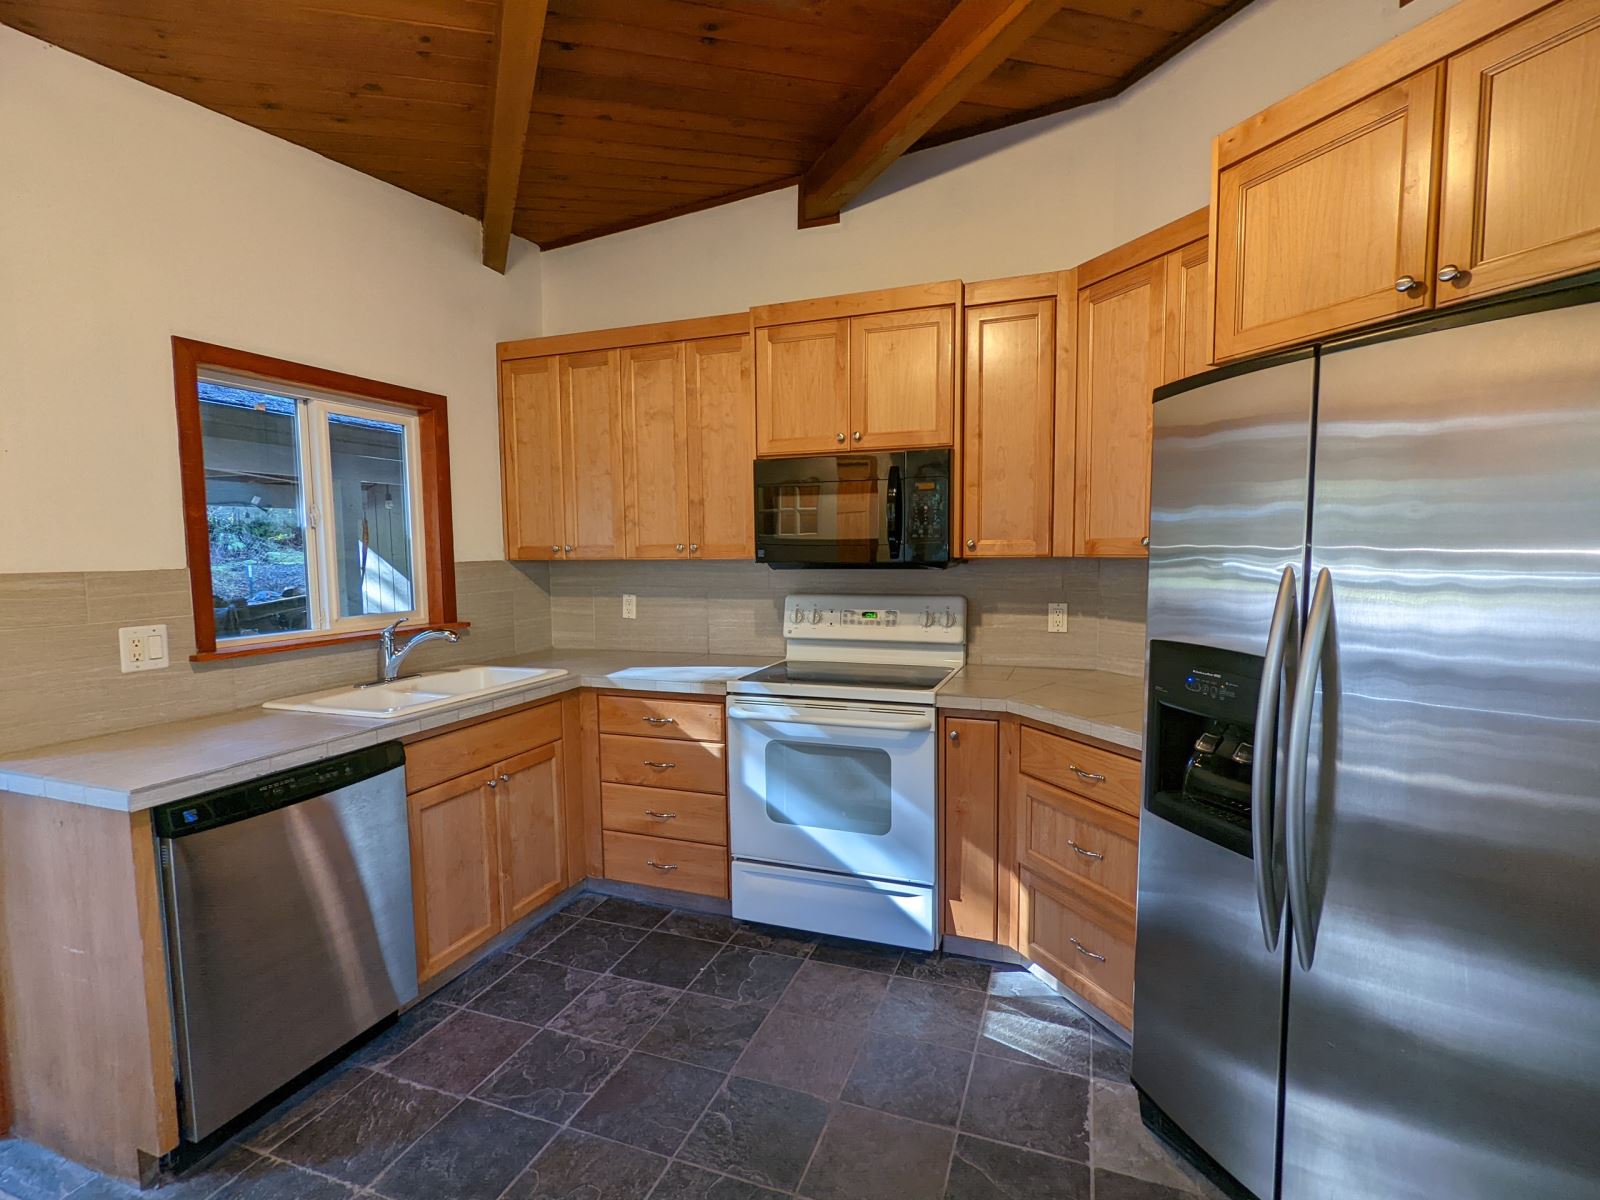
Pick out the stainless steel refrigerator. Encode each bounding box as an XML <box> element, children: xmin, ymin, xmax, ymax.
<box><xmin>1131</xmin><ymin>277</ymin><xmax>1600</xmax><ymax>1200</ymax></box>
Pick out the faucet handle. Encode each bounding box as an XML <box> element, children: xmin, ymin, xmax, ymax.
<box><xmin>382</xmin><ymin>617</ymin><xmax>407</xmax><ymax>640</ymax></box>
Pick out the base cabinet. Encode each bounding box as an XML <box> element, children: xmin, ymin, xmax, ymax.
<box><xmin>941</xmin><ymin>714</ymin><xmax>1000</xmax><ymax>941</ymax></box>
<box><xmin>406</xmin><ymin>698</ymin><xmax>573</xmax><ymax>982</ymax></box>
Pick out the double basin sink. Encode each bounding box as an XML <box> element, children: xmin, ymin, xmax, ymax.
<box><xmin>263</xmin><ymin>665</ymin><xmax>569</xmax><ymax>720</ymax></box>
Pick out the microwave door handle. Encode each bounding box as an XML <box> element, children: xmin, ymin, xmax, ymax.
<box><xmin>886</xmin><ymin>463</ymin><xmax>902</xmax><ymax>562</ymax></box>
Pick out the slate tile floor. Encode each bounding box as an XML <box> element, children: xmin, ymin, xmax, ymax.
<box><xmin>0</xmin><ymin>896</ymin><xmax>1223</xmax><ymax>1200</ymax></box>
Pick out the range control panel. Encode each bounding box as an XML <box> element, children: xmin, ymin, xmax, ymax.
<box><xmin>782</xmin><ymin>594</ymin><xmax>967</xmax><ymax>644</ymax></box>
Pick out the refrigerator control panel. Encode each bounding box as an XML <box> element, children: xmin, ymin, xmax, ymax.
<box><xmin>1184</xmin><ymin>669</ymin><xmax>1241</xmax><ymax>703</ymax></box>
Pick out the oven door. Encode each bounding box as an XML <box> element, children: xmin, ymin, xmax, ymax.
<box><xmin>726</xmin><ymin>697</ymin><xmax>937</xmax><ymax>885</ymax></box>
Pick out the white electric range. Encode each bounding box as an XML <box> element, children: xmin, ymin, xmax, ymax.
<box><xmin>726</xmin><ymin>594</ymin><xmax>966</xmax><ymax>951</ymax></box>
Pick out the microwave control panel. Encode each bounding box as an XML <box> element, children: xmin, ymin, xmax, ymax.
<box><xmin>904</xmin><ymin>479</ymin><xmax>948</xmax><ymax>544</ymax></box>
<box><xmin>781</xmin><ymin>595</ymin><xmax>967</xmax><ymax>643</ymax></box>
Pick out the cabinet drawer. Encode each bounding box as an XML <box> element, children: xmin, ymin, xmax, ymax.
<box><xmin>601</xmin><ymin>783</ymin><xmax>727</xmax><ymax>846</ymax></box>
<box><xmin>406</xmin><ymin>701</ymin><xmax>563</xmax><ymax>794</ymax></box>
<box><xmin>1021</xmin><ymin>869</ymin><xmax>1135</xmax><ymax>1027</ymax></box>
<box><xmin>600</xmin><ymin>733</ymin><xmax>726</xmax><ymax>794</ymax></box>
<box><xmin>602</xmin><ymin>830</ymin><xmax>728</xmax><ymax>898</ymax></box>
<box><xmin>1018</xmin><ymin>727</ymin><xmax>1141</xmax><ymax>816</ymax></box>
<box><xmin>598</xmin><ymin>694</ymin><xmax>725</xmax><ymax>743</ymax></box>
<box><xmin>1020</xmin><ymin>775</ymin><xmax>1138</xmax><ymax>916</ymax></box>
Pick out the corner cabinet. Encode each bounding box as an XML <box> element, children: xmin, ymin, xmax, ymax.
<box><xmin>405</xmin><ymin>699</ymin><xmax>577</xmax><ymax>982</ymax></box>
<box><xmin>753</xmin><ymin>282</ymin><xmax>960</xmax><ymax>457</ymax></box>
<box><xmin>1064</xmin><ymin>212</ymin><xmax>1210</xmax><ymax>558</ymax></box>
<box><xmin>961</xmin><ymin>276</ymin><xmax>1059</xmax><ymax>558</ymax></box>
<box><xmin>1210</xmin><ymin>0</ymin><xmax>1600</xmax><ymax>359</ymax></box>
<box><xmin>941</xmin><ymin>714</ymin><xmax>1001</xmax><ymax>941</ymax></box>
<box><xmin>500</xmin><ymin>315</ymin><xmax>754</xmax><ymax>562</ymax></box>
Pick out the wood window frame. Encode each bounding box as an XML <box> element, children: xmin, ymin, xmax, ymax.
<box><xmin>172</xmin><ymin>337</ymin><xmax>461</xmax><ymax>661</ymax></box>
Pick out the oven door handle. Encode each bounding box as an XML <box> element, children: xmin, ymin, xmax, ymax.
<box><xmin>726</xmin><ymin>704</ymin><xmax>934</xmax><ymax>732</ymax></box>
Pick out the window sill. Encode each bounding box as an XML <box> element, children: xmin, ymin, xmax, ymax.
<box><xmin>190</xmin><ymin>622</ymin><xmax>471</xmax><ymax>663</ymax></box>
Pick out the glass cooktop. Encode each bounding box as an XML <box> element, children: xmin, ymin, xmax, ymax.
<box><xmin>738</xmin><ymin>659</ymin><xmax>956</xmax><ymax>691</ymax></box>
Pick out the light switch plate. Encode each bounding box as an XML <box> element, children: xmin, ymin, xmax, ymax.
<box><xmin>120</xmin><ymin>624</ymin><xmax>171</xmax><ymax>672</ymax></box>
<box><xmin>622</xmin><ymin>594</ymin><xmax>637</xmax><ymax>620</ymax></box>
<box><xmin>1047</xmin><ymin>603</ymin><xmax>1069</xmax><ymax>634</ymax></box>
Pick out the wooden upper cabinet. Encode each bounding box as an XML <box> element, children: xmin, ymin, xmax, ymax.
<box><xmin>848</xmin><ymin>307</ymin><xmax>955</xmax><ymax>450</ymax></box>
<box><xmin>755</xmin><ymin>319</ymin><xmax>850</xmax><ymax>456</ymax></box>
<box><xmin>687</xmin><ymin>335</ymin><xmax>755</xmax><ymax>559</ymax></box>
<box><xmin>621</xmin><ymin>343</ymin><xmax>692</xmax><ymax>559</ymax></box>
<box><xmin>1213</xmin><ymin>67</ymin><xmax>1442</xmax><ymax>360</ymax></box>
<box><xmin>1438</xmin><ymin>0</ymin><xmax>1600</xmax><ymax>305</ymax></box>
<box><xmin>962</xmin><ymin>299</ymin><xmax>1055</xmax><ymax>557</ymax></box>
<box><xmin>1073</xmin><ymin>258</ymin><xmax>1167</xmax><ymax>558</ymax></box>
<box><xmin>501</xmin><ymin>356</ymin><xmax>565</xmax><ymax>560</ymax></box>
<box><xmin>496</xmin><ymin>741</ymin><xmax>566</xmax><ymax>925</ymax></box>
<box><xmin>1164</xmin><ymin>239</ymin><xmax>1211</xmax><ymax>384</ymax></box>
<box><xmin>559</xmin><ymin>349</ymin><xmax>627</xmax><ymax>559</ymax></box>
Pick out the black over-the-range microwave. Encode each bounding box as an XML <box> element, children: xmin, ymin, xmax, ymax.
<box><xmin>752</xmin><ymin>449</ymin><xmax>952</xmax><ymax>568</ymax></box>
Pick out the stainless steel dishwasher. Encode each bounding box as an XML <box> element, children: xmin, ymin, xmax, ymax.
<box><xmin>154</xmin><ymin>741</ymin><xmax>417</xmax><ymax>1141</ymax></box>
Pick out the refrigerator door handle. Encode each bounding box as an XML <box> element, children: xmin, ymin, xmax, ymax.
<box><xmin>1285</xmin><ymin>566</ymin><xmax>1333</xmax><ymax>971</ymax></box>
<box><xmin>1251</xmin><ymin>565</ymin><xmax>1298</xmax><ymax>951</ymax></box>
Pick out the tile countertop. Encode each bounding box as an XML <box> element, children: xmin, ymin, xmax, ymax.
<box><xmin>0</xmin><ymin>654</ymin><xmax>1143</xmax><ymax>814</ymax></box>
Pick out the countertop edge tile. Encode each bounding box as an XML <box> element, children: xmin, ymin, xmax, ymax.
<box><xmin>0</xmin><ymin>655</ymin><xmax>1141</xmax><ymax>811</ymax></box>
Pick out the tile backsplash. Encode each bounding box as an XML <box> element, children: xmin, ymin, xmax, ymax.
<box><xmin>0</xmin><ymin>561</ymin><xmax>551</xmax><ymax>756</ymax></box>
<box><xmin>547</xmin><ymin>558</ymin><xmax>1147</xmax><ymax>674</ymax></box>
<box><xmin>0</xmin><ymin>556</ymin><xmax>1146</xmax><ymax>756</ymax></box>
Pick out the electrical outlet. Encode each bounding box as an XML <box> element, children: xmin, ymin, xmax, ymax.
<box><xmin>1047</xmin><ymin>603</ymin><xmax>1069</xmax><ymax>634</ymax></box>
<box><xmin>622</xmin><ymin>593</ymin><xmax>637</xmax><ymax>620</ymax></box>
<box><xmin>120</xmin><ymin>624</ymin><xmax>171</xmax><ymax>673</ymax></box>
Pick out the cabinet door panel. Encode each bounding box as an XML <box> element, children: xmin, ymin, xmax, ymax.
<box><xmin>1074</xmin><ymin>259</ymin><xmax>1166</xmax><ymax>557</ymax></box>
<box><xmin>559</xmin><ymin>350</ymin><xmax>626</xmax><ymax>559</ymax></box>
<box><xmin>497</xmin><ymin>742</ymin><xmax>565</xmax><ymax>925</ymax></box>
<box><xmin>501</xmin><ymin>357</ymin><xmax>565</xmax><ymax>560</ymax></box>
<box><xmin>849</xmin><ymin>307</ymin><xmax>955</xmax><ymax>450</ymax></box>
<box><xmin>755</xmin><ymin>320</ymin><xmax>849</xmax><ymax>456</ymax></box>
<box><xmin>622</xmin><ymin>343</ymin><xmax>691</xmax><ymax>559</ymax></box>
<box><xmin>1438</xmin><ymin>0</ymin><xmax>1600</xmax><ymax>304</ymax></box>
<box><xmin>409</xmin><ymin>772</ymin><xmax>500</xmax><ymax>981</ymax></box>
<box><xmin>962</xmin><ymin>301</ymin><xmax>1055</xmax><ymax>557</ymax></box>
<box><xmin>1214</xmin><ymin>68</ymin><xmax>1441</xmax><ymax>359</ymax></box>
<box><xmin>1164</xmin><ymin>239</ymin><xmax>1211</xmax><ymax>385</ymax></box>
<box><xmin>687</xmin><ymin>335</ymin><xmax>755</xmax><ymax>559</ymax></box>
<box><xmin>1019</xmin><ymin>868</ymin><xmax>1134</xmax><ymax>1029</ymax></box>
<box><xmin>942</xmin><ymin>716</ymin><xmax>999</xmax><ymax>941</ymax></box>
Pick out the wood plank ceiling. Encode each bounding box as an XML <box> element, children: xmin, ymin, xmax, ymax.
<box><xmin>0</xmin><ymin>0</ymin><xmax>1254</xmax><ymax>259</ymax></box>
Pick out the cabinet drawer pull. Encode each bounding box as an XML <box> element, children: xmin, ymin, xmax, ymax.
<box><xmin>646</xmin><ymin>859</ymin><xmax>679</xmax><ymax>872</ymax></box>
<box><xmin>1070</xmin><ymin>937</ymin><xmax>1106</xmax><ymax>962</ymax></box>
<box><xmin>643</xmin><ymin>809</ymin><xmax>678</xmax><ymax>821</ymax></box>
<box><xmin>643</xmin><ymin>716</ymin><xmax>677</xmax><ymax>726</ymax></box>
<box><xmin>1067</xmin><ymin>840</ymin><xmax>1104</xmax><ymax>861</ymax></box>
<box><xmin>1069</xmin><ymin>765</ymin><xmax>1106</xmax><ymax>784</ymax></box>
<box><xmin>643</xmin><ymin>760</ymin><xmax>677</xmax><ymax>770</ymax></box>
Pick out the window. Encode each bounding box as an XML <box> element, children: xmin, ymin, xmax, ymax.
<box><xmin>174</xmin><ymin>339</ymin><xmax>458</xmax><ymax>658</ymax></box>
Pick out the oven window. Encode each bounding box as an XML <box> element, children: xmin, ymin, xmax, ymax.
<box><xmin>764</xmin><ymin>742</ymin><xmax>892</xmax><ymax>835</ymax></box>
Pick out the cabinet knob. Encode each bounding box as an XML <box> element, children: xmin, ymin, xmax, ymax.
<box><xmin>1437</xmin><ymin>264</ymin><xmax>1465</xmax><ymax>283</ymax></box>
<box><xmin>500</xmin><ymin>774</ymin><xmax>510</xmax><ymax>782</ymax></box>
<box><xmin>852</xmin><ymin>431</ymin><xmax>862</xmax><ymax>442</ymax></box>
<box><xmin>564</xmin><ymin>545</ymin><xmax>574</xmax><ymax>553</ymax></box>
<box><xmin>835</xmin><ymin>432</ymin><xmax>846</xmax><ymax>443</ymax></box>
<box><xmin>487</xmin><ymin>778</ymin><xmax>498</xmax><ymax>788</ymax></box>
<box><xmin>675</xmin><ymin>543</ymin><xmax>685</xmax><ymax>552</ymax></box>
<box><xmin>550</xmin><ymin>545</ymin><xmax>561</xmax><ymax>553</ymax></box>
<box><xmin>1141</xmin><ymin>536</ymin><xmax>1150</xmax><ymax>547</ymax></box>
<box><xmin>1395</xmin><ymin>275</ymin><xmax>1423</xmax><ymax>294</ymax></box>
<box><xmin>965</xmin><ymin>538</ymin><xmax>976</xmax><ymax>550</ymax></box>
<box><xmin>689</xmin><ymin>543</ymin><xmax>699</xmax><ymax>553</ymax></box>
<box><xmin>948</xmin><ymin>729</ymin><xmax>959</xmax><ymax>742</ymax></box>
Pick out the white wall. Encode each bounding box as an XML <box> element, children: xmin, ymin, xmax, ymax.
<box><xmin>0</xmin><ymin>25</ymin><xmax>543</xmax><ymax>573</ymax></box>
<box><xmin>538</xmin><ymin>0</ymin><xmax>1456</xmax><ymax>333</ymax></box>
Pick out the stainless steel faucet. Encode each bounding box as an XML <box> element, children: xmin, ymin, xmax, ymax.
<box><xmin>372</xmin><ymin>617</ymin><xmax>459</xmax><ymax>685</ymax></box>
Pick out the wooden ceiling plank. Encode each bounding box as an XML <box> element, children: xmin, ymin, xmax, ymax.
<box><xmin>520</xmin><ymin>151</ymin><xmax>785</xmax><ymax>190</ymax></box>
<box><xmin>1049</xmin><ymin>0</ymin><xmax>1223</xmax><ymax>36</ymax></box>
<box><xmin>798</xmin><ymin>0</ymin><xmax>1066</xmax><ymax>227</ymax></box>
<box><xmin>1035</xmin><ymin>7</ymin><xmax>1177</xmax><ymax>57</ymax></box>
<box><xmin>528</xmin><ymin>110</ymin><xmax>825</xmax><ymax>161</ymax></box>
<box><xmin>521</xmin><ymin>131</ymin><xmax>807</xmax><ymax>175</ymax></box>
<box><xmin>295</xmin><ymin>0</ymin><xmax>498</xmax><ymax>35</ymax></box>
<box><xmin>532</xmin><ymin>70</ymin><xmax>838</xmax><ymax>137</ymax></box>
<box><xmin>965</xmin><ymin>60</ymin><xmax>1120</xmax><ymax>109</ymax></box>
<box><xmin>529</xmin><ymin>173</ymin><xmax>800</xmax><ymax>249</ymax></box>
<box><xmin>481</xmin><ymin>0</ymin><xmax>549</xmax><ymax>272</ymax></box>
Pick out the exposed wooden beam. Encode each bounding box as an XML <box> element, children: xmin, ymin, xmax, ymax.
<box><xmin>798</xmin><ymin>0</ymin><xmax>1066</xmax><ymax>228</ymax></box>
<box><xmin>481</xmin><ymin>0</ymin><xmax>550</xmax><ymax>272</ymax></box>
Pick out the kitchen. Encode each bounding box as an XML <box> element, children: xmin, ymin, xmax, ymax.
<box><xmin>1</xmin><ymin>0</ymin><xmax>1597</xmax><ymax>1197</ymax></box>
